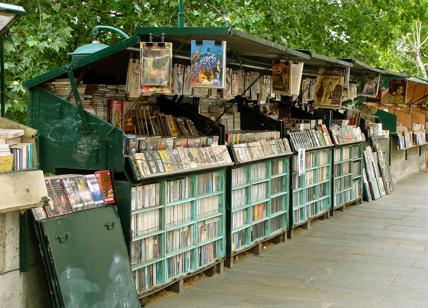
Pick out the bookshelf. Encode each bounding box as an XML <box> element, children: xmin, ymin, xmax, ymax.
<box><xmin>332</xmin><ymin>142</ymin><xmax>364</xmax><ymax>210</ymax></box>
<box><xmin>227</xmin><ymin>154</ymin><xmax>291</xmax><ymax>262</ymax></box>
<box><xmin>291</xmin><ymin>147</ymin><xmax>333</xmax><ymax>227</ymax></box>
<box><xmin>114</xmin><ymin>167</ymin><xmax>227</xmax><ymax>296</ymax></box>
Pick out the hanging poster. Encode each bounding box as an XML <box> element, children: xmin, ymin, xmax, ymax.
<box><xmin>315</xmin><ymin>67</ymin><xmax>345</xmax><ymax>108</ymax></box>
<box><xmin>272</xmin><ymin>61</ymin><xmax>290</xmax><ymax>94</ymax></box>
<box><xmin>191</xmin><ymin>40</ymin><xmax>226</xmax><ymax>88</ymax></box>
<box><xmin>359</xmin><ymin>73</ymin><xmax>380</xmax><ymax>97</ymax></box>
<box><xmin>140</xmin><ymin>42</ymin><xmax>173</xmax><ymax>87</ymax></box>
<box><xmin>381</xmin><ymin>79</ymin><xmax>406</xmax><ymax>104</ymax></box>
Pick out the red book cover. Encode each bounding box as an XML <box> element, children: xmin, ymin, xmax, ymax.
<box><xmin>95</xmin><ymin>170</ymin><xmax>115</xmax><ymax>204</ymax></box>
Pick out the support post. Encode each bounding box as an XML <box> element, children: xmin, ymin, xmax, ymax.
<box><xmin>177</xmin><ymin>0</ymin><xmax>184</xmax><ymax>27</ymax></box>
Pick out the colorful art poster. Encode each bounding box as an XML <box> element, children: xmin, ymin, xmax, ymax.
<box><xmin>381</xmin><ymin>79</ymin><xmax>406</xmax><ymax>104</ymax></box>
<box><xmin>272</xmin><ymin>61</ymin><xmax>290</xmax><ymax>94</ymax></box>
<box><xmin>140</xmin><ymin>42</ymin><xmax>173</xmax><ymax>87</ymax></box>
<box><xmin>359</xmin><ymin>73</ymin><xmax>380</xmax><ymax>97</ymax></box>
<box><xmin>191</xmin><ymin>40</ymin><xmax>226</xmax><ymax>89</ymax></box>
<box><xmin>315</xmin><ymin>67</ymin><xmax>345</xmax><ymax>108</ymax></box>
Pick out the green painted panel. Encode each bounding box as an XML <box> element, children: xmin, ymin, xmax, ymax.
<box><xmin>28</xmin><ymin>87</ymin><xmax>124</xmax><ymax>173</ymax></box>
<box><xmin>41</xmin><ymin>207</ymin><xmax>140</xmax><ymax>308</ymax></box>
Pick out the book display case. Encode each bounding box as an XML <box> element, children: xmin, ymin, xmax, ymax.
<box><xmin>114</xmin><ymin>167</ymin><xmax>228</xmax><ymax>296</ymax></box>
<box><xmin>332</xmin><ymin>142</ymin><xmax>364</xmax><ymax>210</ymax></box>
<box><xmin>291</xmin><ymin>147</ymin><xmax>333</xmax><ymax>228</ymax></box>
<box><xmin>227</xmin><ymin>153</ymin><xmax>291</xmax><ymax>264</ymax></box>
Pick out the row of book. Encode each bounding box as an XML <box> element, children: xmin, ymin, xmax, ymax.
<box><xmin>132</xmin><ymin>209</ymin><xmax>160</xmax><ymax>237</ymax></box>
<box><xmin>131</xmin><ymin>183</ymin><xmax>160</xmax><ymax>211</ymax></box>
<box><xmin>197</xmin><ymin>195</ymin><xmax>220</xmax><ymax>218</ymax></box>
<box><xmin>288</xmin><ymin>125</ymin><xmax>333</xmax><ymax>150</ymax></box>
<box><xmin>197</xmin><ymin>172</ymin><xmax>221</xmax><ymax>195</ymax></box>
<box><xmin>231</xmin><ymin>138</ymin><xmax>293</xmax><ymax>163</ymax></box>
<box><xmin>131</xmin><ymin>236</ymin><xmax>161</xmax><ymax>265</ymax></box>
<box><xmin>199</xmin><ymin>99</ymin><xmax>241</xmax><ymax>132</ymax></box>
<box><xmin>334</xmin><ymin>162</ymin><xmax>351</xmax><ymax>176</ymax></box>
<box><xmin>0</xmin><ymin>128</ymin><xmax>33</xmax><ymax>173</ymax></box>
<box><xmin>32</xmin><ymin>171</ymin><xmax>114</xmax><ymax>221</ymax></box>
<box><xmin>124</xmin><ymin>135</ymin><xmax>220</xmax><ymax>155</ymax></box>
<box><xmin>271</xmin><ymin>158</ymin><xmax>287</xmax><ymax>176</ymax></box>
<box><xmin>330</xmin><ymin>125</ymin><xmax>365</xmax><ymax>145</ymax></box>
<box><xmin>167</xmin><ymin>251</ymin><xmax>192</xmax><ymax>279</ymax></box>
<box><xmin>133</xmin><ymin>262</ymin><xmax>162</xmax><ymax>293</ymax></box>
<box><xmin>226</xmin><ymin>130</ymin><xmax>281</xmax><ymax>145</ymax></box>
<box><xmin>232</xmin><ymin>210</ymin><xmax>247</xmax><ymax>229</ymax></box>
<box><xmin>232</xmin><ymin>166</ymin><xmax>247</xmax><ymax>187</ymax></box>
<box><xmin>131</xmin><ymin>145</ymin><xmax>232</xmax><ymax>180</ymax></box>
<box><xmin>127</xmin><ymin>109</ymin><xmax>200</xmax><ymax>137</ymax></box>
<box><xmin>232</xmin><ymin>188</ymin><xmax>247</xmax><ymax>209</ymax></box>
<box><xmin>166</xmin><ymin>202</ymin><xmax>191</xmax><ymax>228</ymax></box>
<box><xmin>271</xmin><ymin>195</ymin><xmax>286</xmax><ymax>213</ymax></box>
<box><xmin>166</xmin><ymin>177</ymin><xmax>191</xmax><ymax>203</ymax></box>
<box><xmin>252</xmin><ymin>162</ymin><xmax>267</xmax><ymax>182</ymax></box>
<box><xmin>271</xmin><ymin>177</ymin><xmax>286</xmax><ymax>194</ymax></box>
<box><xmin>198</xmin><ymin>242</ymin><xmax>218</xmax><ymax>266</ymax></box>
<box><xmin>197</xmin><ymin>218</ymin><xmax>220</xmax><ymax>242</ymax></box>
<box><xmin>251</xmin><ymin>222</ymin><xmax>265</xmax><ymax>241</ymax></box>
<box><xmin>253</xmin><ymin>203</ymin><xmax>265</xmax><ymax>221</ymax></box>
<box><xmin>166</xmin><ymin>226</ymin><xmax>193</xmax><ymax>253</ymax></box>
<box><xmin>305</xmin><ymin>166</ymin><xmax>329</xmax><ymax>186</ymax></box>
<box><xmin>252</xmin><ymin>183</ymin><xmax>268</xmax><ymax>202</ymax></box>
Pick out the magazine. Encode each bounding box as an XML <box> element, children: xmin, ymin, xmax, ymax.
<box><xmin>315</xmin><ymin>67</ymin><xmax>345</xmax><ymax>108</ymax></box>
<box><xmin>191</xmin><ymin>40</ymin><xmax>226</xmax><ymax>88</ymax></box>
<box><xmin>140</xmin><ymin>42</ymin><xmax>173</xmax><ymax>87</ymax></box>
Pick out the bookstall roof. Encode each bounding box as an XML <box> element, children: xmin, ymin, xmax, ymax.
<box><xmin>340</xmin><ymin>58</ymin><xmax>385</xmax><ymax>74</ymax></box>
<box><xmin>297</xmin><ymin>50</ymin><xmax>352</xmax><ymax>68</ymax></box>
<box><xmin>381</xmin><ymin>69</ymin><xmax>408</xmax><ymax>78</ymax></box>
<box><xmin>135</xmin><ymin>27</ymin><xmax>310</xmax><ymax>62</ymax></box>
<box><xmin>24</xmin><ymin>36</ymin><xmax>141</xmax><ymax>89</ymax></box>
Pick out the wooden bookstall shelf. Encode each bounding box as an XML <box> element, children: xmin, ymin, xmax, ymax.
<box><xmin>291</xmin><ymin>146</ymin><xmax>333</xmax><ymax>228</ymax></box>
<box><xmin>332</xmin><ymin>142</ymin><xmax>364</xmax><ymax>211</ymax></box>
<box><xmin>227</xmin><ymin>154</ymin><xmax>292</xmax><ymax>261</ymax></box>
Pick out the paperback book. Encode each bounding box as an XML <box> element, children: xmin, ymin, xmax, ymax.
<box><xmin>315</xmin><ymin>67</ymin><xmax>345</xmax><ymax>108</ymax></box>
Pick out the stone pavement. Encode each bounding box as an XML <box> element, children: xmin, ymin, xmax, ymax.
<box><xmin>147</xmin><ymin>173</ymin><xmax>428</xmax><ymax>308</ymax></box>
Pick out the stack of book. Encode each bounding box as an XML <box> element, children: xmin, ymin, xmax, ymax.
<box><xmin>199</xmin><ymin>99</ymin><xmax>241</xmax><ymax>131</ymax></box>
<box><xmin>226</xmin><ymin>130</ymin><xmax>281</xmax><ymax>145</ymax></box>
<box><xmin>231</xmin><ymin>138</ymin><xmax>292</xmax><ymax>163</ymax></box>
<box><xmin>0</xmin><ymin>128</ymin><xmax>33</xmax><ymax>173</ymax></box>
<box><xmin>31</xmin><ymin>170</ymin><xmax>115</xmax><ymax>221</ymax></box>
<box><xmin>413</xmin><ymin>130</ymin><xmax>427</xmax><ymax>146</ymax></box>
<box><xmin>330</xmin><ymin>125</ymin><xmax>366</xmax><ymax>144</ymax></box>
<box><xmin>397</xmin><ymin>126</ymin><xmax>414</xmax><ymax>149</ymax></box>
<box><xmin>42</xmin><ymin>78</ymin><xmax>86</xmax><ymax>104</ymax></box>
<box><xmin>130</xmin><ymin>145</ymin><xmax>232</xmax><ymax>179</ymax></box>
<box><xmin>288</xmin><ymin>125</ymin><xmax>333</xmax><ymax>150</ymax></box>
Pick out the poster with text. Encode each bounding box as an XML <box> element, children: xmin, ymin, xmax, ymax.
<box><xmin>191</xmin><ymin>40</ymin><xmax>226</xmax><ymax>88</ymax></box>
<box><xmin>315</xmin><ymin>67</ymin><xmax>345</xmax><ymax>108</ymax></box>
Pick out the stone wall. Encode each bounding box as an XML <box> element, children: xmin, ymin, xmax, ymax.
<box><xmin>0</xmin><ymin>212</ymin><xmax>48</xmax><ymax>308</ymax></box>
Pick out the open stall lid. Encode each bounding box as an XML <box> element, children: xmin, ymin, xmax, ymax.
<box><xmin>38</xmin><ymin>206</ymin><xmax>139</xmax><ymax>307</ymax></box>
<box><xmin>406</xmin><ymin>76</ymin><xmax>428</xmax><ymax>105</ymax></box>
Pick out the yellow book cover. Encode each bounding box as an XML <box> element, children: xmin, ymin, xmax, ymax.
<box><xmin>159</xmin><ymin>150</ymin><xmax>173</xmax><ymax>173</ymax></box>
<box><xmin>0</xmin><ymin>154</ymin><xmax>14</xmax><ymax>173</ymax></box>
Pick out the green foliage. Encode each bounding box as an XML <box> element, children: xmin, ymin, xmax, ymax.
<box><xmin>3</xmin><ymin>0</ymin><xmax>427</xmax><ymax>123</ymax></box>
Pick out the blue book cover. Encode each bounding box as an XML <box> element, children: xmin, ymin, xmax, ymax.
<box><xmin>191</xmin><ymin>40</ymin><xmax>226</xmax><ymax>89</ymax></box>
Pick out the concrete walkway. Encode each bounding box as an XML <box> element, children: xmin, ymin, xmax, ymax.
<box><xmin>148</xmin><ymin>173</ymin><xmax>428</xmax><ymax>308</ymax></box>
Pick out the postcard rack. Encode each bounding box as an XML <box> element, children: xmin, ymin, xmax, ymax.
<box><xmin>332</xmin><ymin>141</ymin><xmax>364</xmax><ymax>211</ymax></box>
<box><xmin>226</xmin><ymin>153</ymin><xmax>291</xmax><ymax>266</ymax></box>
<box><xmin>291</xmin><ymin>146</ymin><xmax>333</xmax><ymax>229</ymax></box>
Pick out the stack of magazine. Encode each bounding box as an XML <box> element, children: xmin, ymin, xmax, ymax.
<box><xmin>226</xmin><ymin>130</ymin><xmax>281</xmax><ymax>145</ymax></box>
<box><xmin>32</xmin><ymin>171</ymin><xmax>115</xmax><ymax>220</ymax></box>
<box><xmin>231</xmin><ymin>138</ymin><xmax>292</xmax><ymax>163</ymax></box>
<box><xmin>130</xmin><ymin>145</ymin><xmax>232</xmax><ymax>179</ymax></box>
<box><xmin>288</xmin><ymin>125</ymin><xmax>333</xmax><ymax>150</ymax></box>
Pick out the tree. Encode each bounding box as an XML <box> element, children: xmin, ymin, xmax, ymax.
<box><xmin>398</xmin><ymin>21</ymin><xmax>427</xmax><ymax>79</ymax></box>
<box><xmin>3</xmin><ymin>0</ymin><xmax>428</xmax><ymax>123</ymax></box>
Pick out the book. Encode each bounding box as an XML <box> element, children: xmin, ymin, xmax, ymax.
<box><xmin>84</xmin><ymin>174</ymin><xmax>104</xmax><ymax>205</ymax></box>
<box><xmin>315</xmin><ymin>67</ymin><xmax>345</xmax><ymax>108</ymax></box>
<box><xmin>359</xmin><ymin>73</ymin><xmax>380</xmax><ymax>97</ymax></box>
<box><xmin>191</xmin><ymin>40</ymin><xmax>227</xmax><ymax>89</ymax></box>
<box><xmin>61</xmin><ymin>176</ymin><xmax>84</xmax><ymax>211</ymax></box>
<box><xmin>272</xmin><ymin>61</ymin><xmax>290</xmax><ymax>94</ymax></box>
<box><xmin>0</xmin><ymin>128</ymin><xmax>24</xmax><ymax>139</ymax></box>
<box><xmin>46</xmin><ymin>178</ymin><xmax>73</xmax><ymax>217</ymax></box>
<box><xmin>140</xmin><ymin>42</ymin><xmax>173</xmax><ymax>88</ymax></box>
<box><xmin>95</xmin><ymin>170</ymin><xmax>115</xmax><ymax>204</ymax></box>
